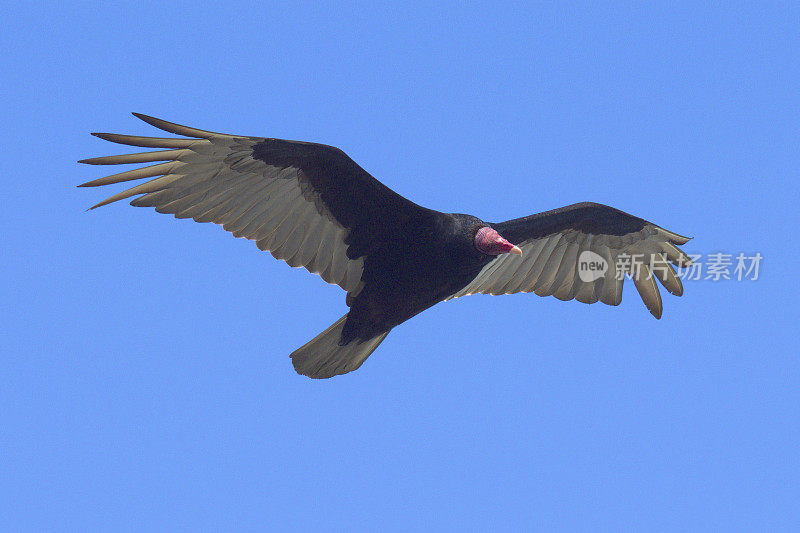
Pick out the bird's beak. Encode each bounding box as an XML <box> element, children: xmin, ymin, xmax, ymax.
<box><xmin>510</xmin><ymin>245</ymin><xmax>523</xmax><ymax>256</ymax></box>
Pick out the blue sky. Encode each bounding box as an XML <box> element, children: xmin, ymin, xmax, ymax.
<box><xmin>2</xmin><ymin>2</ymin><xmax>798</xmax><ymax>530</ymax></box>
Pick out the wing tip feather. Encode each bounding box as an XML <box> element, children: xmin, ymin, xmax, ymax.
<box><xmin>130</xmin><ymin>112</ymin><xmax>214</xmax><ymax>138</ymax></box>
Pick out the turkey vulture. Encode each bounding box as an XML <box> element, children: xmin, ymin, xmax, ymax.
<box><xmin>80</xmin><ymin>113</ymin><xmax>692</xmax><ymax>378</ymax></box>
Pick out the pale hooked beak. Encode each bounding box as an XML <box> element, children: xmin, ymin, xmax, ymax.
<box><xmin>510</xmin><ymin>245</ymin><xmax>523</xmax><ymax>256</ymax></box>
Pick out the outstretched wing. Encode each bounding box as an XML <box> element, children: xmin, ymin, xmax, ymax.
<box><xmin>448</xmin><ymin>202</ymin><xmax>692</xmax><ymax>318</ymax></box>
<box><xmin>80</xmin><ymin>113</ymin><xmax>437</xmax><ymax>295</ymax></box>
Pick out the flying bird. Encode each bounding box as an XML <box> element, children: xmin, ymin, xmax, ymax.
<box><xmin>80</xmin><ymin>114</ymin><xmax>692</xmax><ymax>378</ymax></box>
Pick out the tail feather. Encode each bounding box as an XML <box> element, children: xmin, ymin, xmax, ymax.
<box><xmin>290</xmin><ymin>314</ymin><xmax>390</xmax><ymax>378</ymax></box>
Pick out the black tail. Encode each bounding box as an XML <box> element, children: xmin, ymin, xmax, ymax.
<box><xmin>290</xmin><ymin>314</ymin><xmax>390</xmax><ymax>378</ymax></box>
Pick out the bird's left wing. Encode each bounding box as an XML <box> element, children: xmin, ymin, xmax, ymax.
<box><xmin>447</xmin><ymin>202</ymin><xmax>692</xmax><ymax>318</ymax></box>
<box><xmin>80</xmin><ymin>113</ymin><xmax>437</xmax><ymax>295</ymax></box>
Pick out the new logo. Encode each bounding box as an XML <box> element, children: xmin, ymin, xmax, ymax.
<box><xmin>577</xmin><ymin>250</ymin><xmax>608</xmax><ymax>282</ymax></box>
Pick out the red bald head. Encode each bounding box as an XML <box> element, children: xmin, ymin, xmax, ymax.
<box><xmin>474</xmin><ymin>227</ymin><xmax>523</xmax><ymax>256</ymax></box>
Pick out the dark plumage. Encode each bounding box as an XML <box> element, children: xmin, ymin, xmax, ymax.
<box><xmin>80</xmin><ymin>114</ymin><xmax>693</xmax><ymax>378</ymax></box>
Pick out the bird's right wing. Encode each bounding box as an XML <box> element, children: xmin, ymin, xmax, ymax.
<box><xmin>80</xmin><ymin>113</ymin><xmax>438</xmax><ymax>296</ymax></box>
<box><xmin>448</xmin><ymin>202</ymin><xmax>692</xmax><ymax>319</ymax></box>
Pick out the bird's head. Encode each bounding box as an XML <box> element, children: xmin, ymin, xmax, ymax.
<box><xmin>474</xmin><ymin>226</ymin><xmax>523</xmax><ymax>256</ymax></box>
